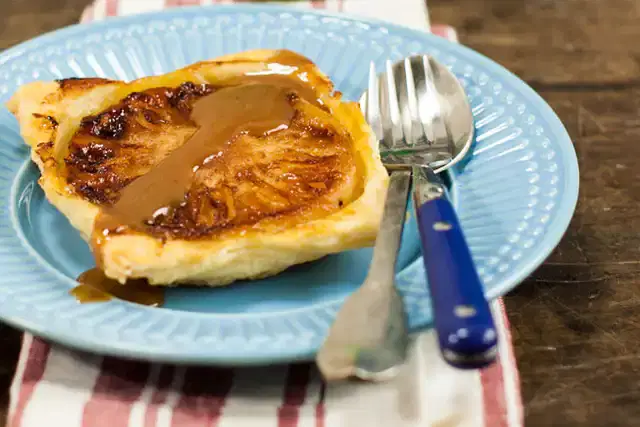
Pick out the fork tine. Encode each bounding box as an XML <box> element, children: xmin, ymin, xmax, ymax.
<box><xmin>381</xmin><ymin>60</ymin><xmax>404</xmax><ymax>148</ymax></box>
<box><xmin>400</xmin><ymin>57</ymin><xmax>425</xmax><ymax>146</ymax></box>
<box><xmin>420</xmin><ymin>55</ymin><xmax>450</xmax><ymax>149</ymax></box>
<box><xmin>395</xmin><ymin>58</ymin><xmax>411</xmax><ymax>146</ymax></box>
<box><xmin>411</xmin><ymin>55</ymin><xmax>434</xmax><ymax>144</ymax></box>
<box><xmin>364</xmin><ymin>61</ymin><xmax>384</xmax><ymax>143</ymax></box>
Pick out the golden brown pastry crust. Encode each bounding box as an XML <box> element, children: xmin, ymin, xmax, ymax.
<box><xmin>7</xmin><ymin>49</ymin><xmax>388</xmax><ymax>286</ymax></box>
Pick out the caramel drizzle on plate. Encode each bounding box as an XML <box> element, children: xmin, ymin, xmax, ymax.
<box><xmin>72</xmin><ymin>268</ymin><xmax>164</xmax><ymax>306</ymax></box>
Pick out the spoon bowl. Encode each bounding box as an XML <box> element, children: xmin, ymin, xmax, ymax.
<box><xmin>359</xmin><ymin>55</ymin><xmax>474</xmax><ymax>173</ymax></box>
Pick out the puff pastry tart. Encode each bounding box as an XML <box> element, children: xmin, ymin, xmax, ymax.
<box><xmin>7</xmin><ymin>49</ymin><xmax>388</xmax><ymax>287</ymax></box>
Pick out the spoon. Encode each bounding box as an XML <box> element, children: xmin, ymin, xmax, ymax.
<box><xmin>403</xmin><ymin>55</ymin><xmax>497</xmax><ymax>368</ymax></box>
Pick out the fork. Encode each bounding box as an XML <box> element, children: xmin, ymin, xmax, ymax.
<box><xmin>315</xmin><ymin>62</ymin><xmax>413</xmax><ymax>382</ymax></box>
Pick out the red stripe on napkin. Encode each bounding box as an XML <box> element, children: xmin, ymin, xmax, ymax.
<box><xmin>106</xmin><ymin>0</ymin><xmax>119</xmax><ymax>17</ymax></box>
<box><xmin>143</xmin><ymin>365</ymin><xmax>176</xmax><ymax>427</ymax></box>
<box><xmin>170</xmin><ymin>367</ymin><xmax>235</xmax><ymax>427</ymax></box>
<box><xmin>278</xmin><ymin>364</ymin><xmax>313</xmax><ymax>427</ymax></box>
<box><xmin>479</xmin><ymin>299</ymin><xmax>521</xmax><ymax>427</ymax></box>
<box><xmin>82</xmin><ymin>358</ymin><xmax>152</xmax><ymax>427</ymax></box>
<box><xmin>166</xmin><ymin>0</ymin><xmax>201</xmax><ymax>6</ymax></box>
<box><xmin>481</xmin><ymin>356</ymin><xmax>507</xmax><ymax>427</ymax></box>
<box><xmin>9</xmin><ymin>339</ymin><xmax>51</xmax><ymax>427</ymax></box>
<box><xmin>315</xmin><ymin>382</ymin><xmax>326</xmax><ymax>427</ymax></box>
<box><xmin>314</xmin><ymin>1</ymin><xmax>344</xmax><ymax>11</ymax></box>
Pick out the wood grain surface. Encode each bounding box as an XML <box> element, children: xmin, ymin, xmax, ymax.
<box><xmin>0</xmin><ymin>0</ymin><xmax>637</xmax><ymax>426</ymax></box>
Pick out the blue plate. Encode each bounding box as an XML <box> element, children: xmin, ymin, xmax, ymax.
<box><xmin>0</xmin><ymin>5</ymin><xmax>578</xmax><ymax>364</ymax></box>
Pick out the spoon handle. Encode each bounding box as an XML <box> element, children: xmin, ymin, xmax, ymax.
<box><xmin>413</xmin><ymin>166</ymin><xmax>498</xmax><ymax>369</ymax></box>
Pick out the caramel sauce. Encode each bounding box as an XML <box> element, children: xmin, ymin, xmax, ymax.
<box><xmin>71</xmin><ymin>51</ymin><xmax>350</xmax><ymax>305</ymax></box>
<box><xmin>72</xmin><ymin>268</ymin><xmax>164</xmax><ymax>306</ymax></box>
<box><xmin>91</xmin><ymin>82</ymin><xmax>303</xmax><ymax>267</ymax></box>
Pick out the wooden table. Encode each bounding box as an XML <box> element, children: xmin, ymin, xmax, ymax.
<box><xmin>0</xmin><ymin>0</ymin><xmax>637</xmax><ymax>425</ymax></box>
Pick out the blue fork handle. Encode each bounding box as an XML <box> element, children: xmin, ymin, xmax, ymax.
<box><xmin>414</xmin><ymin>168</ymin><xmax>498</xmax><ymax>369</ymax></box>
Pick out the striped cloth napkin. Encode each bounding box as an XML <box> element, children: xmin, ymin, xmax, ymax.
<box><xmin>7</xmin><ymin>1</ymin><xmax>523</xmax><ymax>427</ymax></box>
<box><xmin>81</xmin><ymin>0</ymin><xmax>433</xmax><ymax>31</ymax></box>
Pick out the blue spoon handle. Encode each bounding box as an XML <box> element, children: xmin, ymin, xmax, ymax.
<box><xmin>413</xmin><ymin>166</ymin><xmax>497</xmax><ymax>369</ymax></box>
